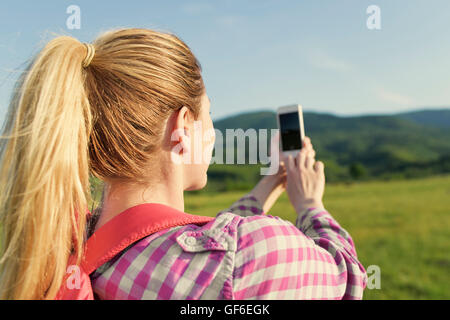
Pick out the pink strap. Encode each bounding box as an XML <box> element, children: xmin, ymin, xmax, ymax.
<box><xmin>81</xmin><ymin>203</ymin><xmax>214</xmax><ymax>275</ymax></box>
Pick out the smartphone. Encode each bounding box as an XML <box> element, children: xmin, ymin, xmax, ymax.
<box><xmin>276</xmin><ymin>104</ymin><xmax>305</xmax><ymax>157</ymax></box>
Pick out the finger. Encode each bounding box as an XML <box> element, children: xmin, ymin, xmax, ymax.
<box><xmin>314</xmin><ymin>160</ymin><xmax>325</xmax><ymax>174</ymax></box>
<box><xmin>303</xmin><ymin>136</ymin><xmax>312</xmax><ymax>149</ymax></box>
<box><xmin>305</xmin><ymin>152</ymin><xmax>315</xmax><ymax>169</ymax></box>
<box><xmin>303</xmin><ymin>136</ymin><xmax>311</xmax><ymax>146</ymax></box>
<box><xmin>282</xmin><ymin>157</ymin><xmax>291</xmax><ymax>174</ymax></box>
<box><xmin>297</xmin><ymin>148</ymin><xmax>307</xmax><ymax>170</ymax></box>
<box><xmin>287</xmin><ymin>155</ymin><xmax>295</xmax><ymax>174</ymax></box>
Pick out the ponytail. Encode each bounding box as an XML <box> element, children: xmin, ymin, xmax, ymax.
<box><xmin>0</xmin><ymin>27</ymin><xmax>206</xmax><ymax>299</ymax></box>
<box><xmin>0</xmin><ymin>36</ymin><xmax>92</xmax><ymax>299</ymax></box>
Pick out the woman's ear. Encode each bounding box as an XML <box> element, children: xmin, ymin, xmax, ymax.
<box><xmin>174</xmin><ymin>106</ymin><xmax>192</xmax><ymax>139</ymax></box>
<box><xmin>169</xmin><ymin>106</ymin><xmax>193</xmax><ymax>154</ymax></box>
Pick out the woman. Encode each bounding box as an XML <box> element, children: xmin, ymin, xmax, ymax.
<box><xmin>0</xmin><ymin>28</ymin><xmax>366</xmax><ymax>300</ymax></box>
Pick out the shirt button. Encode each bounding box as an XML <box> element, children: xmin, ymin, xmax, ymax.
<box><xmin>185</xmin><ymin>236</ymin><xmax>196</xmax><ymax>246</ymax></box>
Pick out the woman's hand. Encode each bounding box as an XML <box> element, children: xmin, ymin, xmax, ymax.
<box><xmin>282</xmin><ymin>137</ymin><xmax>326</xmax><ymax>214</ymax></box>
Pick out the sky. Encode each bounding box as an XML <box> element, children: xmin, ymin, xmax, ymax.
<box><xmin>0</xmin><ymin>0</ymin><xmax>450</xmax><ymax>122</ymax></box>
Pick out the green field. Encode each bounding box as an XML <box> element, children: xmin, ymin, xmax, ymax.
<box><xmin>184</xmin><ymin>174</ymin><xmax>450</xmax><ymax>300</ymax></box>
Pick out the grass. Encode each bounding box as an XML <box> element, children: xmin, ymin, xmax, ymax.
<box><xmin>184</xmin><ymin>174</ymin><xmax>450</xmax><ymax>300</ymax></box>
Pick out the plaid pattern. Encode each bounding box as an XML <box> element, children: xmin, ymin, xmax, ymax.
<box><xmin>91</xmin><ymin>194</ymin><xmax>367</xmax><ymax>300</ymax></box>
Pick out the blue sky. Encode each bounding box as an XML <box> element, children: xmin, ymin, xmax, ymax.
<box><xmin>0</xmin><ymin>0</ymin><xmax>450</xmax><ymax>122</ymax></box>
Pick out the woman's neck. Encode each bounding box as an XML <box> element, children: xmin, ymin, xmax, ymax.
<box><xmin>93</xmin><ymin>176</ymin><xmax>184</xmax><ymax>232</ymax></box>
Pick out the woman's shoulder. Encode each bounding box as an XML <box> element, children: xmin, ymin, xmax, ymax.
<box><xmin>91</xmin><ymin>212</ymin><xmax>308</xmax><ymax>299</ymax></box>
<box><xmin>172</xmin><ymin>211</ymin><xmax>308</xmax><ymax>254</ymax></box>
<box><xmin>93</xmin><ymin>210</ymin><xmax>300</xmax><ymax>272</ymax></box>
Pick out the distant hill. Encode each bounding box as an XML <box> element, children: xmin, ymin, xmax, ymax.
<box><xmin>394</xmin><ymin>108</ymin><xmax>450</xmax><ymax>128</ymax></box>
<box><xmin>213</xmin><ymin>108</ymin><xmax>450</xmax><ymax>163</ymax></box>
<box><xmin>204</xmin><ymin>108</ymin><xmax>450</xmax><ymax>189</ymax></box>
<box><xmin>213</xmin><ymin>111</ymin><xmax>277</xmax><ymax>132</ymax></box>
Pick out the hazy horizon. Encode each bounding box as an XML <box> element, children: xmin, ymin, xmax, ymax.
<box><xmin>211</xmin><ymin>105</ymin><xmax>450</xmax><ymax>122</ymax></box>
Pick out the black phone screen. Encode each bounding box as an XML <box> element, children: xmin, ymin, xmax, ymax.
<box><xmin>279</xmin><ymin>112</ymin><xmax>302</xmax><ymax>151</ymax></box>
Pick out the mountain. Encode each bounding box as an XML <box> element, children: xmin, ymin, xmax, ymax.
<box><xmin>213</xmin><ymin>110</ymin><xmax>277</xmax><ymax>132</ymax></box>
<box><xmin>205</xmin><ymin>108</ymin><xmax>450</xmax><ymax>189</ymax></box>
<box><xmin>394</xmin><ymin>108</ymin><xmax>450</xmax><ymax>128</ymax></box>
<box><xmin>213</xmin><ymin>109</ymin><xmax>450</xmax><ymax>163</ymax></box>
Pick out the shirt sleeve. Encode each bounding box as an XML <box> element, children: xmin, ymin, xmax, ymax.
<box><xmin>231</xmin><ymin>207</ymin><xmax>367</xmax><ymax>300</ymax></box>
<box><xmin>216</xmin><ymin>194</ymin><xmax>264</xmax><ymax>217</ymax></box>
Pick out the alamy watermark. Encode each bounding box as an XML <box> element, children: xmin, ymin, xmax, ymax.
<box><xmin>66</xmin><ymin>5</ymin><xmax>381</xmax><ymax>32</ymax></box>
<box><xmin>367</xmin><ymin>5</ymin><xmax>381</xmax><ymax>30</ymax></box>
<box><xmin>65</xmin><ymin>265</ymin><xmax>81</xmax><ymax>290</ymax></box>
<box><xmin>66</xmin><ymin>5</ymin><xmax>81</xmax><ymax>30</ymax></box>
<box><xmin>366</xmin><ymin>264</ymin><xmax>381</xmax><ymax>290</ymax></box>
<box><xmin>169</xmin><ymin>121</ymin><xmax>281</xmax><ymax>176</ymax></box>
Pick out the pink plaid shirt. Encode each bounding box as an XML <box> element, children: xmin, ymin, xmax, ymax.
<box><xmin>91</xmin><ymin>194</ymin><xmax>367</xmax><ymax>299</ymax></box>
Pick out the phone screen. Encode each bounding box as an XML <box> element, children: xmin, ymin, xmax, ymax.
<box><xmin>279</xmin><ymin>112</ymin><xmax>302</xmax><ymax>151</ymax></box>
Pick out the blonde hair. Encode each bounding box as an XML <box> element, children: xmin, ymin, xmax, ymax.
<box><xmin>0</xmin><ymin>28</ymin><xmax>204</xmax><ymax>299</ymax></box>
